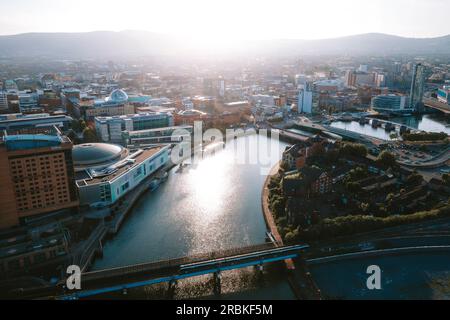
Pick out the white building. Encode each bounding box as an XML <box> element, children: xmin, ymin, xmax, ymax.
<box><xmin>73</xmin><ymin>143</ymin><xmax>170</xmax><ymax>207</ymax></box>
<box><xmin>298</xmin><ymin>85</ymin><xmax>313</xmax><ymax>114</ymax></box>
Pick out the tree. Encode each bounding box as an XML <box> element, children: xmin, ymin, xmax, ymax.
<box><xmin>284</xmin><ymin>228</ymin><xmax>299</xmax><ymax>244</ymax></box>
<box><xmin>340</xmin><ymin>143</ymin><xmax>368</xmax><ymax>158</ymax></box>
<box><xmin>346</xmin><ymin>182</ymin><xmax>362</xmax><ymax>194</ymax></box>
<box><xmin>376</xmin><ymin>151</ymin><xmax>397</xmax><ymax>168</ymax></box>
<box><xmin>82</xmin><ymin>128</ymin><xmax>98</xmax><ymax>143</ymax></box>
<box><xmin>406</xmin><ymin>172</ymin><xmax>423</xmax><ymax>186</ymax></box>
<box><xmin>443</xmin><ymin>173</ymin><xmax>450</xmax><ymax>186</ymax></box>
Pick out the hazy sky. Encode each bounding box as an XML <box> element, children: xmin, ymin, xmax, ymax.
<box><xmin>0</xmin><ymin>0</ymin><xmax>449</xmax><ymax>39</ymax></box>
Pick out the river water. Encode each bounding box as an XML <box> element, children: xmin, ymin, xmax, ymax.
<box><xmin>331</xmin><ymin>114</ymin><xmax>450</xmax><ymax>140</ymax></box>
<box><xmin>92</xmin><ymin>134</ymin><xmax>295</xmax><ymax>299</ymax></box>
<box><xmin>308</xmin><ymin>252</ymin><xmax>450</xmax><ymax>300</ymax></box>
<box><xmin>90</xmin><ymin>128</ymin><xmax>450</xmax><ymax>300</ymax></box>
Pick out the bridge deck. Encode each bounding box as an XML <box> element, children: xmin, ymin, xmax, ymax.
<box><xmin>59</xmin><ymin>244</ymin><xmax>308</xmax><ymax>299</ymax></box>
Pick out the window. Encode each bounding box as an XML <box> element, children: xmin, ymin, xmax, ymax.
<box><xmin>121</xmin><ymin>182</ymin><xmax>130</xmax><ymax>192</ymax></box>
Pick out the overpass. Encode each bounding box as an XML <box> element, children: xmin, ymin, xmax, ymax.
<box><xmin>57</xmin><ymin>244</ymin><xmax>309</xmax><ymax>300</ymax></box>
<box><xmin>423</xmin><ymin>98</ymin><xmax>450</xmax><ymax>114</ymax></box>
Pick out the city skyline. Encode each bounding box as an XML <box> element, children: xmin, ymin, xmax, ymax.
<box><xmin>1</xmin><ymin>0</ymin><xmax>450</xmax><ymax>40</ymax></box>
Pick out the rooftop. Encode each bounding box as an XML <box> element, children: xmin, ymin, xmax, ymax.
<box><xmin>77</xmin><ymin>145</ymin><xmax>167</xmax><ymax>186</ymax></box>
<box><xmin>73</xmin><ymin>143</ymin><xmax>127</xmax><ymax>166</ymax></box>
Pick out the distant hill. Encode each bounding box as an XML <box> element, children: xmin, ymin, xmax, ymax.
<box><xmin>0</xmin><ymin>31</ymin><xmax>450</xmax><ymax>58</ymax></box>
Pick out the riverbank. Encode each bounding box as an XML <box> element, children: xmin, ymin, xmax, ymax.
<box><xmin>261</xmin><ymin>161</ymin><xmax>285</xmax><ymax>247</ymax></box>
<box><xmin>261</xmin><ymin>161</ymin><xmax>323</xmax><ymax>300</ymax></box>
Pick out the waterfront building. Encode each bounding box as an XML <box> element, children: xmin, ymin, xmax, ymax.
<box><xmin>409</xmin><ymin>63</ymin><xmax>425</xmax><ymax>111</ymax></box>
<box><xmin>123</xmin><ymin>125</ymin><xmax>193</xmax><ymax>146</ymax></box>
<box><xmin>0</xmin><ymin>113</ymin><xmax>73</xmax><ymax>132</ymax></box>
<box><xmin>437</xmin><ymin>86</ymin><xmax>450</xmax><ymax>105</ymax></box>
<box><xmin>371</xmin><ymin>94</ymin><xmax>409</xmax><ymax>113</ymax></box>
<box><xmin>73</xmin><ymin>143</ymin><xmax>170</xmax><ymax>207</ymax></box>
<box><xmin>0</xmin><ymin>128</ymin><xmax>79</xmax><ymax>229</ymax></box>
<box><xmin>95</xmin><ymin>112</ymin><xmax>174</xmax><ymax>143</ymax></box>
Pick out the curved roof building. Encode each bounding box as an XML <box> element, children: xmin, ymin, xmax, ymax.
<box><xmin>72</xmin><ymin>143</ymin><xmax>128</xmax><ymax>169</ymax></box>
<box><xmin>106</xmin><ymin>89</ymin><xmax>129</xmax><ymax>104</ymax></box>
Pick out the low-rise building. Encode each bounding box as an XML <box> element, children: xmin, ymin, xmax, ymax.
<box><xmin>123</xmin><ymin>125</ymin><xmax>193</xmax><ymax>146</ymax></box>
<box><xmin>95</xmin><ymin>112</ymin><xmax>174</xmax><ymax>143</ymax></box>
<box><xmin>74</xmin><ymin>143</ymin><xmax>170</xmax><ymax>207</ymax></box>
<box><xmin>0</xmin><ymin>113</ymin><xmax>73</xmax><ymax>132</ymax></box>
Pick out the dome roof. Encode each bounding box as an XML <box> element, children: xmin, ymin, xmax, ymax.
<box><xmin>72</xmin><ymin>143</ymin><xmax>126</xmax><ymax>166</ymax></box>
<box><xmin>108</xmin><ymin>89</ymin><xmax>128</xmax><ymax>103</ymax></box>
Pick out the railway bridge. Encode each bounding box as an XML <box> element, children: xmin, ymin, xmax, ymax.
<box><xmin>55</xmin><ymin>243</ymin><xmax>309</xmax><ymax>299</ymax></box>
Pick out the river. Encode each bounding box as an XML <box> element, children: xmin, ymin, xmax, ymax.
<box><xmin>92</xmin><ymin>134</ymin><xmax>296</xmax><ymax>299</ymax></box>
<box><xmin>308</xmin><ymin>252</ymin><xmax>450</xmax><ymax>300</ymax></box>
<box><xmin>331</xmin><ymin>114</ymin><xmax>450</xmax><ymax>140</ymax></box>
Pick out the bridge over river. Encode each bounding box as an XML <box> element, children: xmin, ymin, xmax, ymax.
<box><xmin>53</xmin><ymin>244</ymin><xmax>308</xmax><ymax>299</ymax></box>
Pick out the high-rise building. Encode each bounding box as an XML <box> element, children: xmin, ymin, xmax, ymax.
<box><xmin>0</xmin><ymin>128</ymin><xmax>79</xmax><ymax>229</ymax></box>
<box><xmin>298</xmin><ymin>83</ymin><xmax>313</xmax><ymax>114</ymax></box>
<box><xmin>409</xmin><ymin>63</ymin><xmax>425</xmax><ymax>111</ymax></box>
<box><xmin>0</xmin><ymin>90</ymin><xmax>8</xmax><ymax>112</ymax></box>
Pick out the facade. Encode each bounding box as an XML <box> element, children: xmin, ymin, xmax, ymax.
<box><xmin>86</xmin><ymin>103</ymin><xmax>134</xmax><ymax>119</ymax></box>
<box><xmin>345</xmin><ymin>71</ymin><xmax>376</xmax><ymax>87</ymax></box>
<box><xmin>74</xmin><ymin>144</ymin><xmax>170</xmax><ymax>207</ymax></box>
<box><xmin>409</xmin><ymin>63</ymin><xmax>425</xmax><ymax>111</ymax></box>
<box><xmin>174</xmin><ymin>109</ymin><xmax>210</xmax><ymax>126</ymax></box>
<box><xmin>84</xmin><ymin>89</ymin><xmax>135</xmax><ymax>119</ymax></box>
<box><xmin>123</xmin><ymin>125</ymin><xmax>193</xmax><ymax>146</ymax></box>
<box><xmin>298</xmin><ymin>84</ymin><xmax>313</xmax><ymax>114</ymax></box>
<box><xmin>0</xmin><ymin>90</ymin><xmax>8</xmax><ymax>112</ymax></box>
<box><xmin>0</xmin><ymin>129</ymin><xmax>79</xmax><ymax>229</ymax></box>
<box><xmin>95</xmin><ymin>112</ymin><xmax>174</xmax><ymax>143</ymax></box>
<box><xmin>437</xmin><ymin>86</ymin><xmax>450</xmax><ymax>105</ymax></box>
<box><xmin>18</xmin><ymin>92</ymin><xmax>40</xmax><ymax>113</ymax></box>
<box><xmin>0</xmin><ymin>113</ymin><xmax>73</xmax><ymax>132</ymax></box>
<box><xmin>371</xmin><ymin>94</ymin><xmax>409</xmax><ymax>113</ymax></box>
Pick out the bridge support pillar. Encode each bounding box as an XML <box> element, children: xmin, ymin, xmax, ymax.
<box><xmin>213</xmin><ymin>271</ymin><xmax>222</xmax><ymax>295</ymax></box>
<box><xmin>255</xmin><ymin>263</ymin><xmax>264</xmax><ymax>281</ymax></box>
<box><xmin>167</xmin><ymin>279</ymin><xmax>178</xmax><ymax>299</ymax></box>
